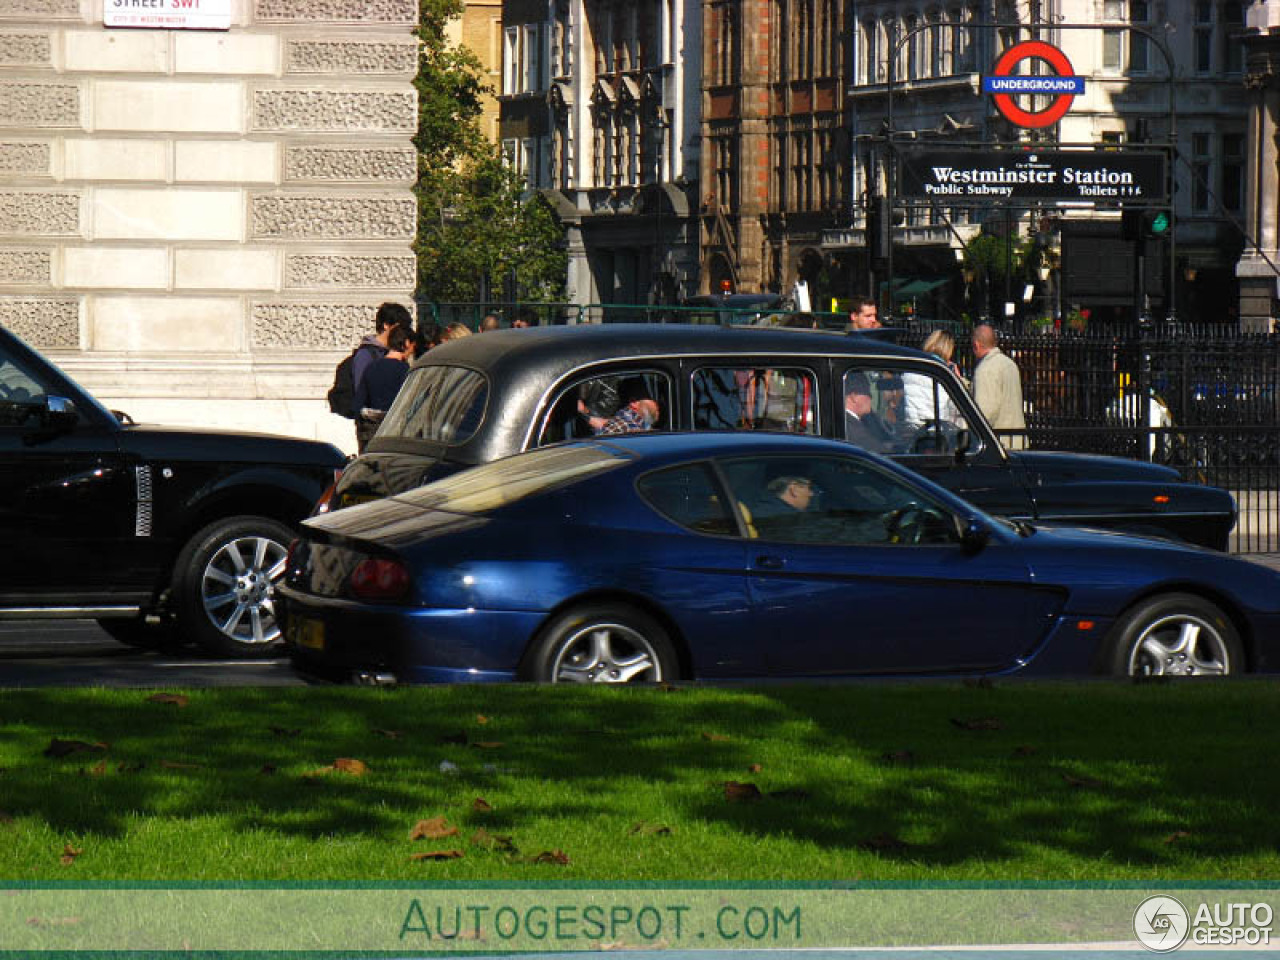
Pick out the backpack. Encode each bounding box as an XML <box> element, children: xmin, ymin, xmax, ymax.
<box><xmin>326</xmin><ymin>347</ymin><xmax>361</xmax><ymax>418</ymax></box>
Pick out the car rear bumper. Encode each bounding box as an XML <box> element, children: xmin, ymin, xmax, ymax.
<box><xmin>277</xmin><ymin>585</ymin><xmax>537</xmax><ymax>685</ymax></box>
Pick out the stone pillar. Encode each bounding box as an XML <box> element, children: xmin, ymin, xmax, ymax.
<box><xmin>1238</xmin><ymin>0</ymin><xmax>1280</xmax><ymax>332</ymax></box>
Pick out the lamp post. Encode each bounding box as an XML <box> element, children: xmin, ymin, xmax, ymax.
<box><xmin>647</xmin><ymin>111</ymin><xmax>670</xmax><ymax>306</ymax></box>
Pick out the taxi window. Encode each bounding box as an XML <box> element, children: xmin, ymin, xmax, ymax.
<box><xmin>379</xmin><ymin>364</ymin><xmax>488</xmax><ymax>444</ymax></box>
<box><xmin>690</xmin><ymin>366</ymin><xmax>818</xmax><ymax>434</ymax></box>
<box><xmin>842</xmin><ymin>365</ymin><xmax>971</xmax><ymax>457</ymax></box>
<box><xmin>536</xmin><ymin>370</ymin><xmax>671</xmax><ymax>447</ymax></box>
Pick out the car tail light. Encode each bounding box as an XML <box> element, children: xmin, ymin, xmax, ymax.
<box><xmin>348</xmin><ymin>556</ymin><xmax>411</xmax><ymax>602</ymax></box>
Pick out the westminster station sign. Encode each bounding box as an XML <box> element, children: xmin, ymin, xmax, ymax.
<box><xmin>898</xmin><ymin>150</ymin><xmax>1168</xmax><ymax>203</ymax></box>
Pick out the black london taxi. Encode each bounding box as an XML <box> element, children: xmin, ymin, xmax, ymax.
<box><xmin>324</xmin><ymin>324</ymin><xmax>1236</xmax><ymax>550</ymax></box>
<box><xmin>0</xmin><ymin>324</ymin><xmax>346</xmax><ymax>656</ymax></box>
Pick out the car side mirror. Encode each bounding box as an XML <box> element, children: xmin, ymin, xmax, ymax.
<box><xmin>960</xmin><ymin>515</ymin><xmax>990</xmax><ymax>553</ymax></box>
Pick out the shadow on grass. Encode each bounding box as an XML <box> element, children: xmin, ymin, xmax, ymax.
<box><xmin>1</xmin><ymin>682</ymin><xmax>1278</xmax><ymax>873</ymax></box>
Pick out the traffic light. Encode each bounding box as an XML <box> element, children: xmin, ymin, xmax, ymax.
<box><xmin>1122</xmin><ymin>209</ymin><xmax>1171</xmax><ymax>243</ymax></box>
<box><xmin>868</xmin><ymin>197</ymin><xmax>902</xmax><ymax>262</ymax></box>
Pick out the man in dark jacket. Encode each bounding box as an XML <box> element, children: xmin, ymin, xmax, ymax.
<box><xmin>353</xmin><ymin>326</ymin><xmax>416</xmax><ymax>453</ymax></box>
<box><xmin>844</xmin><ymin>371</ymin><xmax>893</xmax><ymax>453</ymax></box>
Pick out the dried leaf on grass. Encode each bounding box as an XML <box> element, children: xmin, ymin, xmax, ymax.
<box><xmin>410</xmin><ymin>849</ymin><xmax>463</xmax><ymax>861</ymax></box>
<box><xmin>146</xmin><ymin>693</ymin><xmax>189</xmax><ymax>707</ymax></box>
<box><xmin>410</xmin><ymin>816</ymin><xmax>458</xmax><ymax>841</ymax></box>
<box><xmin>308</xmin><ymin>758</ymin><xmax>369</xmax><ymax>777</ymax></box>
<box><xmin>268</xmin><ymin>726</ymin><xmax>301</xmax><ymax>738</ymax></box>
<box><xmin>43</xmin><ymin>739</ymin><xmax>108</xmax><ymax>759</ymax></box>
<box><xmin>158</xmin><ymin>759</ymin><xmax>202</xmax><ymax>770</ymax></box>
<box><xmin>471</xmin><ymin>828</ymin><xmax>517</xmax><ymax>852</ymax></box>
<box><xmin>1164</xmin><ymin>830</ymin><xmax>1192</xmax><ymax>845</ymax></box>
<box><xmin>472</xmin><ymin>797</ymin><xmax>493</xmax><ymax>813</ymax></box>
<box><xmin>470</xmin><ymin>741</ymin><xmax>504</xmax><ymax>750</ymax></box>
<box><xmin>701</xmin><ymin>732</ymin><xmax>730</xmax><ymax>742</ymax></box>
<box><xmin>84</xmin><ymin>759</ymin><xmax>108</xmax><ymax>777</ymax></box>
<box><xmin>747</xmin><ymin>763</ymin><xmax>763</xmax><ymax>774</ymax></box>
<box><xmin>723</xmin><ymin>781</ymin><xmax>762</xmax><ymax>803</ymax></box>
<box><xmin>950</xmin><ymin>717</ymin><xmax>1003</xmax><ymax>731</ymax></box>
<box><xmin>532</xmin><ymin>849</ymin><xmax>571</xmax><ymax>865</ymax></box>
<box><xmin>476</xmin><ymin>715</ymin><xmax>490</xmax><ymax>725</ymax></box>
<box><xmin>629</xmin><ymin>821</ymin><xmax>673</xmax><ymax>837</ymax></box>
<box><xmin>59</xmin><ymin>844</ymin><xmax>82</xmax><ymax>865</ymax></box>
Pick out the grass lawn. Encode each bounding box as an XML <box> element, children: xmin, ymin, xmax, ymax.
<box><xmin>0</xmin><ymin>681</ymin><xmax>1277</xmax><ymax>882</ymax></box>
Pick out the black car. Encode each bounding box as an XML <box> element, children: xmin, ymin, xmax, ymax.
<box><xmin>0</xmin><ymin>324</ymin><xmax>346</xmax><ymax>656</ymax></box>
<box><xmin>326</xmin><ymin>324</ymin><xmax>1236</xmax><ymax>550</ymax></box>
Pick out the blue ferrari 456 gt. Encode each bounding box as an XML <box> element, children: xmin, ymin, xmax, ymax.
<box><xmin>279</xmin><ymin>433</ymin><xmax>1280</xmax><ymax>684</ymax></box>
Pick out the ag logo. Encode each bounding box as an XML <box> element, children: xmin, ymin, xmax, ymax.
<box><xmin>1134</xmin><ymin>895</ymin><xmax>1190</xmax><ymax>952</ymax></box>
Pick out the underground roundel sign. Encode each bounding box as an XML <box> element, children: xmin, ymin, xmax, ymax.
<box><xmin>982</xmin><ymin>40</ymin><xmax>1085</xmax><ymax>128</ymax></box>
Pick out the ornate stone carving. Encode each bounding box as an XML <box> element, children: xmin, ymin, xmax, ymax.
<box><xmin>252</xmin><ymin>89</ymin><xmax>415</xmax><ymax>132</ymax></box>
<box><xmin>0</xmin><ymin>32</ymin><xmax>51</xmax><ymax>65</ymax></box>
<box><xmin>0</xmin><ymin>0</ymin><xmax>79</xmax><ymax>19</ymax></box>
<box><xmin>285</xmin><ymin>39</ymin><xmax>417</xmax><ymax>74</ymax></box>
<box><xmin>0</xmin><ymin>82</ymin><xmax>78</xmax><ymax>127</ymax></box>
<box><xmin>252</xmin><ymin>195</ymin><xmax>415</xmax><ymax>239</ymax></box>
<box><xmin>0</xmin><ymin>140</ymin><xmax>51</xmax><ymax>175</ymax></box>
<box><xmin>0</xmin><ymin>192</ymin><xmax>78</xmax><ymax>233</ymax></box>
<box><xmin>251</xmin><ymin>300</ymin><xmax>379</xmax><ymax>348</ymax></box>
<box><xmin>284</xmin><ymin>145</ymin><xmax>415</xmax><ymax>182</ymax></box>
<box><xmin>0</xmin><ymin>248</ymin><xmax>50</xmax><ymax>283</ymax></box>
<box><xmin>255</xmin><ymin>0</ymin><xmax>415</xmax><ymax>24</ymax></box>
<box><xmin>285</xmin><ymin>253</ymin><xmax>415</xmax><ymax>287</ymax></box>
<box><xmin>0</xmin><ymin>296</ymin><xmax>78</xmax><ymax>348</ymax></box>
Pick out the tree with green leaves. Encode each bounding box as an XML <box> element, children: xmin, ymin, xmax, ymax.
<box><xmin>412</xmin><ymin>0</ymin><xmax>567</xmax><ymax>304</ymax></box>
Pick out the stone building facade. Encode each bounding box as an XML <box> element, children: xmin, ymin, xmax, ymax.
<box><xmin>0</xmin><ymin>0</ymin><xmax>418</xmax><ymax>452</ymax></box>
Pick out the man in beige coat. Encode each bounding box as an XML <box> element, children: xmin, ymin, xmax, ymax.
<box><xmin>971</xmin><ymin>324</ymin><xmax>1027</xmax><ymax>450</ymax></box>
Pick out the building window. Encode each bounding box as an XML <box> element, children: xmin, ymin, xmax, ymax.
<box><xmin>1191</xmin><ymin>132</ymin><xmax>1211</xmax><ymax>213</ymax></box>
<box><xmin>860</xmin><ymin>19</ymin><xmax>878</xmax><ymax>83</ymax></box>
<box><xmin>1194</xmin><ymin>0</ymin><xmax>1213</xmax><ymax>73</ymax></box>
<box><xmin>715</xmin><ymin>3</ymin><xmax>737</xmax><ymax>85</ymax></box>
<box><xmin>1102</xmin><ymin>0</ymin><xmax>1148</xmax><ymax>73</ymax></box>
<box><xmin>503</xmin><ymin>27</ymin><xmax>519</xmax><ymax>94</ymax></box>
<box><xmin>773</xmin><ymin>132</ymin><xmax>787</xmax><ymax>208</ymax></box>
<box><xmin>818</xmin><ymin>0</ymin><xmax>837</xmax><ymax>76</ymax></box>
<box><xmin>596</xmin><ymin>6</ymin><xmax>613</xmax><ymax>74</ymax></box>
<box><xmin>715</xmin><ymin>136</ymin><xmax>737</xmax><ymax>211</ymax></box>
<box><xmin>1222</xmin><ymin>1</ymin><xmax>1244</xmax><ymax>73</ymax></box>
<box><xmin>1222</xmin><ymin>132</ymin><xmax>1244</xmax><ymax>212</ymax></box>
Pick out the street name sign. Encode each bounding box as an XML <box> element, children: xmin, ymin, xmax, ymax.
<box><xmin>105</xmin><ymin>0</ymin><xmax>231</xmax><ymax>30</ymax></box>
<box><xmin>898</xmin><ymin>150</ymin><xmax>1168</xmax><ymax>203</ymax></box>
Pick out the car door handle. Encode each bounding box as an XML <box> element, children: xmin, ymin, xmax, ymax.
<box><xmin>754</xmin><ymin>555</ymin><xmax>785</xmax><ymax>570</ymax></box>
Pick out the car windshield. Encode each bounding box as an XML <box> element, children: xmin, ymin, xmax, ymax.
<box><xmin>395</xmin><ymin>442</ymin><xmax>632</xmax><ymax>514</ymax></box>
<box><xmin>379</xmin><ymin>364</ymin><xmax>488</xmax><ymax>444</ymax></box>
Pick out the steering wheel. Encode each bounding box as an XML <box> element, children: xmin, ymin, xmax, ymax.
<box><xmin>910</xmin><ymin>419</ymin><xmax>958</xmax><ymax>455</ymax></box>
<box><xmin>884</xmin><ymin>503</ymin><xmax>926</xmax><ymax>544</ymax></box>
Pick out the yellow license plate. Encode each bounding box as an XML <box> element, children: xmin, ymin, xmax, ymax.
<box><xmin>288</xmin><ymin>615</ymin><xmax>324</xmax><ymax>651</ymax></box>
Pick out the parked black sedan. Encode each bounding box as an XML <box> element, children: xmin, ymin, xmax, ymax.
<box><xmin>283</xmin><ymin>432</ymin><xmax>1278</xmax><ymax>685</ymax></box>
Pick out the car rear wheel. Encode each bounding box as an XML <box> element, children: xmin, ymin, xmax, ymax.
<box><xmin>1103</xmin><ymin>593</ymin><xmax>1242</xmax><ymax>677</ymax></box>
<box><xmin>523</xmin><ymin>604</ymin><xmax>679</xmax><ymax>683</ymax></box>
<box><xmin>175</xmin><ymin>516</ymin><xmax>293</xmax><ymax>658</ymax></box>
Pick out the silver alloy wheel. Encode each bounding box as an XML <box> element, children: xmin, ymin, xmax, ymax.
<box><xmin>550</xmin><ymin>621</ymin><xmax>664</xmax><ymax>683</ymax></box>
<box><xmin>1127</xmin><ymin>612</ymin><xmax>1231</xmax><ymax>676</ymax></box>
<box><xmin>199</xmin><ymin>534</ymin><xmax>289</xmax><ymax>647</ymax></box>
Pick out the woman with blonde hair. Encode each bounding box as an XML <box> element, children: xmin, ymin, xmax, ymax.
<box><xmin>902</xmin><ymin>328</ymin><xmax>964</xmax><ymax>428</ymax></box>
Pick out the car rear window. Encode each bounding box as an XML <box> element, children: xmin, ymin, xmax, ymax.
<box><xmin>379</xmin><ymin>364</ymin><xmax>488</xmax><ymax>444</ymax></box>
<box><xmin>396</xmin><ymin>443</ymin><xmax>632</xmax><ymax>514</ymax></box>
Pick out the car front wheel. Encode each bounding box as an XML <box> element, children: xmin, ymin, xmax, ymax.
<box><xmin>1103</xmin><ymin>593</ymin><xmax>1242</xmax><ymax>677</ymax></box>
<box><xmin>522</xmin><ymin>603</ymin><xmax>679</xmax><ymax>683</ymax></box>
<box><xmin>175</xmin><ymin>516</ymin><xmax>293</xmax><ymax>658</ymax></box>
